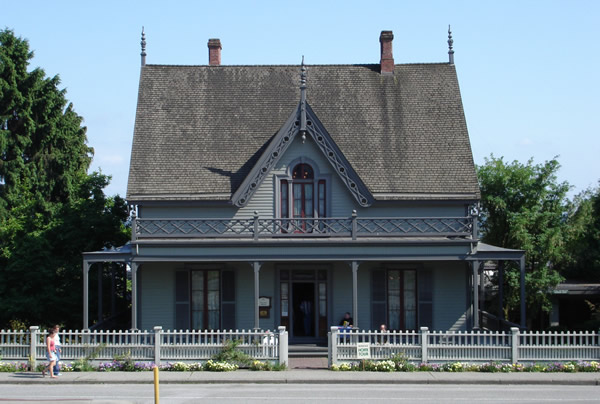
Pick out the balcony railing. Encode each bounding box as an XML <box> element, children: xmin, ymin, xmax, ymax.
<box><xmin>133</xmin><ymin>213</ymin><xmax>476</xmax><ymax>241</ymax></box>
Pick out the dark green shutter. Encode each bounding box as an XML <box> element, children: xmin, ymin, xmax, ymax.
<box><xmin>221</xmin><ymin>270</ymin><xmax>236</xmax><ymax>330</ymax></box>
<box><xmin>418</xmin><ymin>269</ymin><xmax>433</xmax><ymax>328</ymax></box>
<box><xmin>175</xmin><ymin>270</ymin><xmax>190</xmax><ymax>330</ymax></box>
<box><xmin>371</xmin><ymin>269</ymin><xmax>386</xmax><ymax>330</ymax></box>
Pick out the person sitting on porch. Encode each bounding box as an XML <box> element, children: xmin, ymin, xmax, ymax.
<box><xmin>339</xmin><ymin>312</ymin><xmax>353</xmax><ymax>328</ymax></box>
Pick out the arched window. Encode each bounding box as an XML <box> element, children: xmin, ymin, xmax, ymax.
<box><xmin>280</xmin><ymin>163</ymin><xmax>326</xmax><ymax>232</ymax></box>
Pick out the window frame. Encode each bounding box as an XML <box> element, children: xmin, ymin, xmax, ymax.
<box><xmin>275</xmin><ymin>158</ymin><xmax>331</xmax><ymax>231</ymax></box>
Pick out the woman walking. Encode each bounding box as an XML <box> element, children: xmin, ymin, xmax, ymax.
<box><xmin>42</xmin><ymin>328</ymin><xmax>58</xmax><ymax>378</ymax></box>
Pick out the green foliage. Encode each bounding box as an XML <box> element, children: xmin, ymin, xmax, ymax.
<box><xmin>477</xmin><ymin>155</ymin><xmax>569</xmax><ymax>327</ymax></box>
<box><xmin>563</xmin><ymin>185</ymin><xmax>600</xmax><ymax>282</ymax></box>
<box><xmin>70</xmin><ymin>343</ymin><xmax>105</xmax><ymax>372</ymax></box>
<box><xmin>249</xmin><ymin>360</ymin><xmax>287</xmax><ymax>371</ymax></box>
<box><xmin>212</xmin><ymin>339</ymin><xmax>253</xmax><ymax>367</ymax></box>
<box><xmin>0</xmin><ymin>29</ymin><xmax>130</xmax><ymax>329</ymax></box>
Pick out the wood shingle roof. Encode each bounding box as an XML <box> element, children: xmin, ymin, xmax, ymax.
<box><xmin>127</xmin><ymin>63</ymin><xmax>480</xmax><ymax>202</ymax></box>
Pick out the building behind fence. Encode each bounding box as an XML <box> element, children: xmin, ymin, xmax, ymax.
<box><xmin>1</xmin><ymin>326</ymin><xmax>599</xmax><ymax>368</ymax></box>
<box><xmin>0</xmin><ymin>326</ymin><xmax>288</xmax><ymax>368</ymax></box>
<box><xmin>328</xmin><ymin>327</ymin><xmax>600</xmax><ymax>366</ymax></box>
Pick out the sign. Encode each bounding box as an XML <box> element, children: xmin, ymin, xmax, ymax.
<box><xmin>258</xmin><ymin>296</ymin><xmax>271</xmax><ymax>308</ymax></box>
<box><xmin>356</xmin><ymin>342</ymin><xmax>370</xmax><ymax>359</ymax></box>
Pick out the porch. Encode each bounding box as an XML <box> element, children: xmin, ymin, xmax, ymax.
<box><xmin>82</xmin><ymin>213</ymin><xmax>526</xmax><ymax>334</ymax></box>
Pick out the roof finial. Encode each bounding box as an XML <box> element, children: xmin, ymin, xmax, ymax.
<box><xmin>141</xmin><ymin>26</ymin><xmax>147</xmax><ymax>67</ymax></box>
<box><xmin>300</xmin><ymin>56</ymin><xmax>307</xmax><ymax>136</ymax></box>
<box><xmin>447</xmin><ymin>25</ymin><xmax>454</xmax><ymax>65</ymax></box>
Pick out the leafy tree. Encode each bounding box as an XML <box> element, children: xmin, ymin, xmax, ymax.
<box><xmin>563</xmin><ymin>184</ymin><xmax>600</xmax><ymax>282</ymax></box>
<box><xmin>477</xmin><ymin>155</ymin><xmax>569</xmax><ymax>329</ymax></box>
<box><xmin>0</xmin><ymin>29</ymin><xmax>129</xmax><ymax>328</ymax></box>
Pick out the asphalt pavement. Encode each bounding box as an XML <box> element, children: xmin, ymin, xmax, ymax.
<box><xmin>1</xmin><ymin>369</ymin><xmax>599</xmax><ymax>385</ymax></box>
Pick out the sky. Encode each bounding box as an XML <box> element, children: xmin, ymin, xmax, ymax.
<box><xmin>3</xmin><ymin>0</ymin><xmax>599</xmax><ymax>198</ymax></box>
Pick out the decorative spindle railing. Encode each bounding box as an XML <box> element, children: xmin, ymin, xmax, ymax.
<box><xmin>133</xmin><ymin>213</ymin><xmax>474</xmax><ymax>240</ymax></box>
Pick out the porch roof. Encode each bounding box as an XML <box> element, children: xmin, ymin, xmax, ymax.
<box><xmin>82</xmin><ymin>243</ymin><xmax>133</xmax><ymax>263</ymax></box>
<box><xmin>469</xmin><ymin>242</ymin><xmax>525</xmax><ymax>262</ymax></box>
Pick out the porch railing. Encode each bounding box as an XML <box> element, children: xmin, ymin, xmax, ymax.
<box><xmin>0</xmin><ymin>326</ymin><xmax>288</xmax><ymax>367</ymax></box>
<box><xmin>328</xmin><ymin>327</ymin><xmax>600</xmax><ymax>366</ymax></box>
<box><xmin>133</xmin><ymin>213</ymin><xmax>474</xmax><ymax>240</ymax></box>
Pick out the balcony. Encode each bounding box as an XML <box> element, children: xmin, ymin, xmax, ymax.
<box><xmin>132</xmin><ymin>213</ymin><xmax>476</xmax><ymax>241</ymax></box>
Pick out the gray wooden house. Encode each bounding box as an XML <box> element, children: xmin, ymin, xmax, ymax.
<box><xmin>83</xmin><ymin>30</ymin><xmax>526</xmax><ymax>341</ymax></box>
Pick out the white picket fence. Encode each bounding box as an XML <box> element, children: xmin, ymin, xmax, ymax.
<box><xmin>0</xmin><ymin>326</ymin><xmax>288</xmax><ymax>367</ymax></box>
<box><xmin>328</xmin><ymin>326</ymin><xmax>600</xmax><ymax>365</ymax></box>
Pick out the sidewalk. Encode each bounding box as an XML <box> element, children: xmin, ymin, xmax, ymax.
<box><xmin>1</xmin><ymin>370</ymin><xmax>599</xmax><ymax>385</ymax></box>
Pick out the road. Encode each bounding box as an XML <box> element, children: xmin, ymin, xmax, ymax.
<box><xmin>1</xmin><ymin>384</ymin><xmax>599</xmax><ymax>403</ymax></box>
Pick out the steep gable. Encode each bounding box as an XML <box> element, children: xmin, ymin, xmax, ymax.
<box><xmin>127</xmin><ymin>64</ymin><xmax>480</xmax><ymax>202</ymax></box>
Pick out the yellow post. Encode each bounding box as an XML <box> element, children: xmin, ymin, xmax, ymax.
<box><xmin>153</xmin><ymin>366</ymin><xmax>159</xmax><ymax>404</ymax></box>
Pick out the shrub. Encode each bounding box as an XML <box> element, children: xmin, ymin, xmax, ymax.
<box><xmin>212</xmin><ymin>339</ymin><xmax>253</xmax><ymax>368</ymax></box>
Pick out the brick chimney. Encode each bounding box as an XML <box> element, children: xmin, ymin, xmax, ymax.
<box><xmin>379</xmin><ymin>31</ymin><xmax>394</xmax><ymax>74</ymax></box>
<box><xmin>208</xmin><ymin>38</ymin><xmax>222</xmax><ymax>66</ymax></box>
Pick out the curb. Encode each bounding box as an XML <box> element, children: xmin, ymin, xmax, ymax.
<box><xmin>1</xmin><ymin>372</ymin><xmax>599</xmax><ymax>386</ymax></box>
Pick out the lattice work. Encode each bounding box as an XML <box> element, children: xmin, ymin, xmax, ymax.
<box><xmin>136</xmin><ymin>218</ymin><xmax>254</xmax><ymax>237</ymax></box>
<box><xmin>135</xmin><ymin>216</ymin><xmax>472</xmax><ymax>239</ymax></box>
<box><xmin>356</xmin><ymin>217</ymin><xmax>471</xmax><ymax>236</ymax></box>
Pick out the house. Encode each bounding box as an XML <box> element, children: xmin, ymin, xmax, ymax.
<box><xmin>82</xmin><ymin>29</ymin><xmax>526</xmax><ymax>341</ymax></box>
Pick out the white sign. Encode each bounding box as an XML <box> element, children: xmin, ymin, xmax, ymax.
<box><xmin>356</xmin><ymin>342</ymin><xmax>370</xmax><ymax>359</ymax></box>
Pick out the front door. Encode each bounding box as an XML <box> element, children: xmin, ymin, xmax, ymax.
<box><xmin>293</xmin><ymin>283</ymin><xmax>315</xmax><ymax>337</ymax></box>
<box><xmin>280</xmin><ymin>269</ymin><xmax>328</xmax><ymax>342</ymax></box>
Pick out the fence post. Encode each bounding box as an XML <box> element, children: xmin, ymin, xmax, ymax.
<box><xmin>511</xmin><ymin>327</ymin><xmax>520</xmax><ymax>364</ymax></box>
<box><xmin>278</xmin><ymin>326</ymin><xmax>288</xmax><ymax>367</ymax></box>
<box><xmin>330</xmin><ymin>326</ymin><xmax>339</xmax><ymax>366</ymax></box>
<box><xmin>351</xmin><ymin>210</ymin><xmax>357</xmax><ymax>240</ymax></box>
<box><xmin>420</xmin><ymin>327</ymin><xmax>429</xmax><ymax>364</ymax></box>
<box><xmin>154</xmin><ymin>326</ymin><xmax>162</xmax><ymax>366</ymax></box>
<box><xmin>29</xmin><ymin>326</ymin><xmax>39</xmax><ymax>370</ymax></box>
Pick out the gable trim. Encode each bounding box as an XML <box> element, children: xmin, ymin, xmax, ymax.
<box><xmin>231</xmin><ymin>102</ymin><xmax>374</xmax><ymax>208</ymax></box>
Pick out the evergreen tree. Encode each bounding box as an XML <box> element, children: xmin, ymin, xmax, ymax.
<box><xmin>0</xmin><ymin>29</ymin><xmax>129</xmax><ymax>328</ymax></box>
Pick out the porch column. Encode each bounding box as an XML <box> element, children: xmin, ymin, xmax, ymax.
<box><xmin>498</xmin><ymin>261</ymin><xmax>504</xmax><ymax>322</ymax></box>
<box><xmin>83</xmin><ymin>260</ymin><xmax>91</xmax><ymax>330</ymax></box>
<box><xmin>131</xmin><ymin>262</ymin><xmax>138</xmax><ymax>330</ymax></box>
<box><xmin>519</xmin><ymin>256</ymin><xmax>526</xmax><ymax>330</ymax></box>
<box><xmin>97</xmin><ymin>265</ymin><xmax>103</xmax><ymax>323</ymax></box>
<box><xmin>352</xmin><ymin>261</ymin><xmax>359</xmax><ymax>328</ymax></box>
<box><xmin>253</xmin><ymin>262</ymin><xmax>261</xmax><ymax>330</ymax></box>
<box><xmin>472</xmin><ymin>260</ymin><xmax>480</xmax><ymax>329</ymax></box>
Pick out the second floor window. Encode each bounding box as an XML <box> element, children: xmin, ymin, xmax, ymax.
<box><xmin>280</xmin><ymin>163</ymin><xmax>326</xmax><ymax>231</ymax></box>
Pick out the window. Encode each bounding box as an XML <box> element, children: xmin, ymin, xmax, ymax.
<box><xmin>191</xmin><ymin>270</ymin><xmax>220</xmax><ymax>330</ymax></box>
<box><xmin>371</xmin><ymin>268</ymin><xmax>417</xmax><ymax>330</ymax></box>
<box><xmin>279</xmin><ymin>162</ymin><xmax>327</xmax><ymax>232</ymax></box>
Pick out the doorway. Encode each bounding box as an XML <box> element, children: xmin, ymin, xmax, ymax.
<box><xmin>293</xmin><ymin>283</ymin><xmax>315</xmax><ymax>337</ymax></box>
<box><xmin>279</xmin><ymin>268</ymin><xmax>328</xmax><ymax>342</ymax></box>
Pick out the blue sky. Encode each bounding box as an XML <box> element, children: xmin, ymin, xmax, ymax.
<box><xmin>4</xmin><ymin>0</ymin><xmax>599</xmax><ymax>198</ymax></box>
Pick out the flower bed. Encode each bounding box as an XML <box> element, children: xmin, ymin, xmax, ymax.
<box><xmin>330</xmin><ymin>360</ymin><xmax>600</xmax><ymax>372</ymax></box>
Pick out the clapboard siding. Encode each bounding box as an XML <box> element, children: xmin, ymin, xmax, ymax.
<box><xmin>140</xmin><ymin>263</ymin><xmax>177</xmax><ymax>330</ymax></box>
<box><xmin>432</xmin><ymin>262</ymin><xmax>469</xmax><ymax>331</ymax></box>
<box><xmin>236</xmin><ymin>266</ymin><xmax>255</xmax><ymax>330</ymax></box>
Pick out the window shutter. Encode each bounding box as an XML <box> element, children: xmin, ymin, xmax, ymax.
<box><xmin>371</xmin><ymin>269</ymin><xmax>387</xmax><ymax>330</ymax></box>
<box><xmin>221</xmin><ymin>270</ymin><xmax>236</xmax><ymax>330</ymax></box>
<box><xmin>418</xmin><ymin>269</ymin><xmax>433</xmax><ymax>328</ymax></box>
<box><xmin>175</xmin><ymin>270</ymin><xmax>190</xmax><ymax>330</ymax></box>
